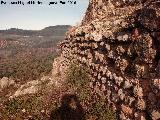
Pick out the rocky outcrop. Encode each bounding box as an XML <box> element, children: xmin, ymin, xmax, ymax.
<box><xmin>10</xmin><ymin>76</ymin><xmax>60</xmax><ymax>98</ymax></box>
<box><xmin>56</xmin><ymin>0</ymin><xmax>160</xmax><ymax>119</ymax></box>
<box><xmin>0</xmin><ymin>77</ymin><xmax>15</xmax><ymax>91</ymax></box>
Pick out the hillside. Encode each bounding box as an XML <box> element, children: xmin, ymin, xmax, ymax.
<box><xmin>0</xmin><ymin>0</ymin><xmax>160</xmax><ymax>120</ymax></box>
<box><xmin>0</xmin><ymin>25</ymin><xmax>70</xmax><ymax>36</ymax></box>
<box><xmin>0</xmin><ymin>25</ymin><xmax>71</xmax><ymax>79</ymax></box>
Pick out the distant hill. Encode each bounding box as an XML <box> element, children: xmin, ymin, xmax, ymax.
<box><xmin>40</xmin><ymin>25</ymin><xmax>71</xmax><ymax>36</ymax></box>
<box><xmin>0</xmin><ymin>25</ymin><xmax>71</xmax><ymax>49</ymax></box>
<box><xmin>0</xmin><ymin>25</ymin><xmax>71</xmax><ymax>36</ymax></box>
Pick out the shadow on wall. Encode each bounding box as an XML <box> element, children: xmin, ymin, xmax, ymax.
<box><xmin>50</xmin><ymin>94</ymin><xmax>85</xmax><ymax>120</ymax></box>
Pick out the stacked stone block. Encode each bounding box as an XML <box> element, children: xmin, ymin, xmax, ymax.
<box><xmin>58</xmin><ymin>0</ymin><xmax>160</xmax><ymax>119</ymax></box>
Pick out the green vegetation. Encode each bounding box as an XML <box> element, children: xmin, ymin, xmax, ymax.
<box><xmin>3</xmin><ymin>95</ymin><xmax>45</xmax><ymax>119</ymax></box>
<box><xmin>0</xmin><ymin>54</ymin><xmax>57</xmax><ymax>81</ymax></box>
<box><xmin>66</xmin><ymin>62</ymin><xmax>90</xmax><ymax>90</ymax></box>
<box><xmin>0</xmin><ymin>25</ymin><xmax>70</xmax><ymax>81</ymax></box>
<box><xmin>66</xmin><ymin>62</ymin><xmax>117</xmax><ymax>120</ymax></box>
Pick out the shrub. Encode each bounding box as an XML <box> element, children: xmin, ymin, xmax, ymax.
<box><xmin>4</xmin><ymin>95</ymin><xmax>45</xmax><ymax>119</ymax></box>
<box><xmin>66</xmin><ymin>62</ymin><xmax>117</xmax><ymax>120</ymax></box>
<box><xmin>66</xmin><ymin>62</ymin><xmax>89</xmax><ymax>89</ymax></box>
<box><xmin>0</xmin><ymin>54</ymin><xmax>55</xmax><ymax>81</ymax></box>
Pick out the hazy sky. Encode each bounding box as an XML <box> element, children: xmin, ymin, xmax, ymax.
<box><xmin>0</xmin><ymin>0</ymin><xmax>89</xmax><ymax>30</ymax></box>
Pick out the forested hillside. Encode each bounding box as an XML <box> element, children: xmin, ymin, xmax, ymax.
<box><xmin>0</xmin><ymin>25</ymin><xmax>71</xmax><ymax>80</ymax></box>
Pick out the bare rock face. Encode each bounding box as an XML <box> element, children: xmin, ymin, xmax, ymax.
<box><xmin>10</xmin><ymin>76</ymin><xmax>57</xmax><ymax>98</ymax></box>
<box><xmin>151</xmin><ymin>110</ymin><xmax>160</xmax><ymax>120</ymax></box>
<box><xmin>121</xmin><ymin>104</ymin><xmax>133</xmax><ymax>115</ymax></box>
<box><xmin>0</xmin><ymin>77</ymin><xmax>15</xmax><ymax>91</ymax></box>
<box><xmin>10</xmin><ymin>80</ymin><xmax>40</xmax><ymax>98</ymax></box>
<box><xmin>56</xmin><ymin>0</ymin><xmax>160</xmax><ymax>119</ymax></box>
<box><xmin>152</xmin><ymin>79</ymin><xmax>160</xmax><ymax>89</ymax></box>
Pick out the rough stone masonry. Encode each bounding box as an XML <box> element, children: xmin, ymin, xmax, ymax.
<box><xmin>54</xmin><ymin>0</ymin><xmax>160</xmax><ymax>119</ymax></box>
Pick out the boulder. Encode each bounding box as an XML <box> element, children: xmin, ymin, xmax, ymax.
<box><xmin>151</xmin><ymin>110</ymin><xmax>160</xmax><ymax>120</ymax></box>
<box><xmin>0</xmin><ymin>77</ymin><xmax>15</xmax><ymax>91</ymax></box>
<box><xmin>121</xmin><ymin>104</ymin><xmax>133</xmax><ymax>115</ymax></box>
<box><xmin>133</xmin><ymin>85</ymin><xmax>143</xmax><ymax>98</ymax></box>
<box><xmin>136</xmin><ymin>98</ymin><xmax>146</xmax><ymax>110</ymax></box>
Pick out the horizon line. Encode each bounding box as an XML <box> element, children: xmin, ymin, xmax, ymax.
<box><xmin>0</xmin><ymin>24</ymin><xmax>73</xmax><ymax>31</ymax></box>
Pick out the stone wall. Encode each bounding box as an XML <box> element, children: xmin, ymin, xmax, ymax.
<box><xmin>57</xmin><ymin>0</ymin><xmax>160</xmax><ymax>119</ymax></box>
